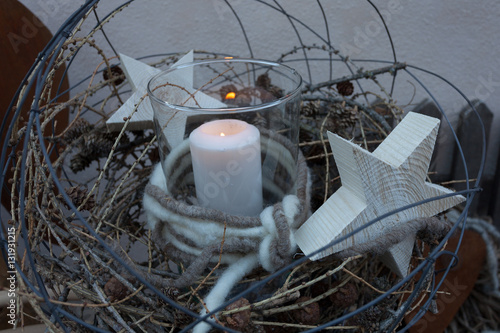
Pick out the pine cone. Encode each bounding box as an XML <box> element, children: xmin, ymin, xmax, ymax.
<box><xmin>256</xmin><ymin>73</ymin><xmax>271</xmax><ymax>90</ymax></box>
<box><xmin>82</xmin><ymin>132</ymin><xmax>115</xmax><ymax>157</ymax></box>
<box><xmin>72</xmin><ymin>131</ymin><xmax>129</xmax><ymax>172</ymax></box>
<box><xmin>330</xmin><ymin>282</ymin><xmax>358</xmax><ymax>308</ymax></box>
<box><xmin>292</xmin><ymin>296</ymin><xmax>320</xmax><ymax>326</ymax></box>
<box><xmin>371</xmin><ymin>277</ymin><xmax>392</xmax><ymax>292</ymax></box>
<box><xmin>64</xmin><ymin>118</ymin><xmax>94</xmax><ymax>144</ymax></box>
<box><xmin>347</xmin><ymin>306</ymin><xmax>383</xmax><ymax>333</ymax></box>
<box><xmin>103</xmin><ymin>65</ymin><xmax>125</xmax><ymax>86</ymax></box>
<box><xmin>301</xmin><ymin>101</ymin><xmax>320</xmax><ymax>117</ymax></box>
<box><xmin>328</xmin><ymin>104</ymin><xmax>359</xmax><ymax>130</ymax></box>
<box><xmin>222</xmin><ymin>298</ymin><xmax>252</xmax><ymax>331</ymax></box>
<box><xmin>70</xmin><ymin>153</ymin><xmax>94</xmax><ymax>173</ymax></box>
<box><xmin>336</xmin><ymin>80</ymin><xmax>354</xmax><ymax>96</ymax></box>
<box><xmin>104</xmin><ymin>276</ymin><xmax>128</xmax><ymax>301</ymax></box>
<box><xmin>268</xmin><ymin>85</ymin><xmax>283</xmax><ymax>99</ymax></box>
<box><xmin>64</xmin><ymin>185</ymin><xmax>96</xmax><ymax>211</ymax></box>
<box><xmin>338</xmin><ymin>106</ymin><xmax>359</xmax><ymax>129</ymax></box>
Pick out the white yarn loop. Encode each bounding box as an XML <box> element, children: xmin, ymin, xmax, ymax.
<box><xmin>144</xmin><ymin>163</ymin><xmax>305</xmax><ymax>272</ymax></box>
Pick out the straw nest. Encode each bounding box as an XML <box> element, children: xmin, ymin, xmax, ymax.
<box><xmin>3</xmin><ymin>5</ymin><xmax>498</xmax><ymax>332</ymax></box>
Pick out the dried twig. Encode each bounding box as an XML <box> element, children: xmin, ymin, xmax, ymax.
<box><xmin>303</xmin><ymin>63</ymin><xmax>407</xmax><ymax>93</ymax></box>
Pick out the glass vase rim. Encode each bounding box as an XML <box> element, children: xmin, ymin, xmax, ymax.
<box><xmin>147</xmin><ymin>58</ymin><xmax>303</xmax><ymax>114</ymax></box>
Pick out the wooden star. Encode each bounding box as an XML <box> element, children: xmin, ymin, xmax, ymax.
<box><xmin>107</xmin><ymin>52</ymin><xmax>188</xmax><ymax>132</ymax></box>
<box><xmin>106</xmin><ymin>51</ymin><xmax>226</xmax><ymax>147</ymax></box>
<box><xmin>295</xmin><ymin>112</ymin><xmax>465</xmax><ymax>277</ymax></box>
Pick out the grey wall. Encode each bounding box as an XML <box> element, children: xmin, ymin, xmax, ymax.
<box><xmin>18</xmin><ymin>0</ymin><xmax>500</xmax><ymax>174</ymax></box>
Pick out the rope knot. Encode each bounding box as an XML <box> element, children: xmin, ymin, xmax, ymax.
<box><xmin>258</xmin><ymin>195</ymin><xmax>302</xmax><ymax>272</ymax></box>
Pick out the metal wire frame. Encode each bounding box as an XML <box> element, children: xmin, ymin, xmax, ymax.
<box><xmin>0</xmin><ymin>0</ymin><xmax>485</xmax><ymax>332</ymax></box>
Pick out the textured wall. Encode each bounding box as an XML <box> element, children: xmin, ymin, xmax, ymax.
<box><xmin>17</xmin><ymin>0</ymin><xmax>500</xmax><ymax>175</ymax></box>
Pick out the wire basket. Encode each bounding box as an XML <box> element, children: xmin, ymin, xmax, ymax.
<box><xmin>0</xmin><ymin>1</ymin><xmax>485</xmax><ymax>332</ymax></box>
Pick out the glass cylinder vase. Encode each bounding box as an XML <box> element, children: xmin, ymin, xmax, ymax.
<box><xmin>148</xmin><ymin>58</ymin><xmax>302</xmax><ymax>217</ymax></box>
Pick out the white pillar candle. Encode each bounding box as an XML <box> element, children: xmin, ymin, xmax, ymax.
<box><xmin>189</xmin><ymin>119</ymin><xmax>263</xmax><ymax>216</ymax></box>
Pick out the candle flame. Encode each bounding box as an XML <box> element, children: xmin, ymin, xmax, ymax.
<box><xmin>225</xmin><ymin>92</ymin><xmax>236</xmax><ymax>100</ymax></box>
<box><xmin>220</xmin><ymin>132</ymin><xmax>226</xmax><ymax>137</ymax></box>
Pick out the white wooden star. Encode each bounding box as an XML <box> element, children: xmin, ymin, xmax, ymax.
<box><xmin>106</xmin><ymin>51</ymin><xmax>226</xmax><ymax>148</ymax></box>
<box><xmin>106</xmin><ymin>52</ymin><xmax>188</xmax><ymax>132</ymax></box>
<box><xmin>295</xmin><ymin>112</ymin><xmax>465</xmax><ymax>277</ymax></box>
